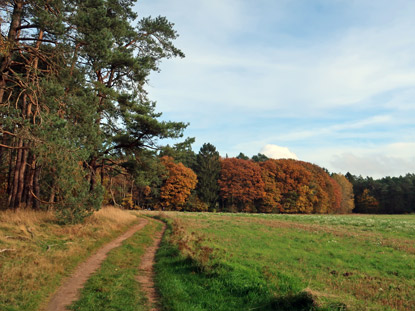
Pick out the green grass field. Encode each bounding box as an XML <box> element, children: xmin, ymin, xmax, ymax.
<box><xmin>2</xmin><ymin>210</ymin><xmax>414</xmax><ymax>310</ymax></box>
<box><xmin>154</xmin><ymin>212</ymin><xmax>415</xmax><ymax>311</ymax></box>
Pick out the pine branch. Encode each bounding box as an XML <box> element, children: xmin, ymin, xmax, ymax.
<box><xmin>0</xmin><ymin>143</ymin><xmax>29</xmax><ymax>149</ymax></box>
<box><xmin>16</xmin><ymin>37</ymin><xmax>57</xmax><ymax>44</ymax></box>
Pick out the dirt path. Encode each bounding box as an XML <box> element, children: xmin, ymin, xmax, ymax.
<box><xmin>137</xmin><ymin>219</ymin><xmax>166</xmax><ymax>311</ymax></box>
<box><xmin>46</xmin><ymin>218</ymin><xmax>149</xmax><ymax>311</ymax></box>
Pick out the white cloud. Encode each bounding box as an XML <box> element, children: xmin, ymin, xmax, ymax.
<box><xmin>298</xmin><ymin>142</ymin><xmax>415</xmax><ymax>178</ymax></box>
<box><xmin>260</xmin><ymin>144</ymin><xmax>298</xmax><ymax>160</ymax></box>
<box><xmin>331</xmin><ymin>153</ymin><xmax>415</xmax><ymax>178</ymax></box>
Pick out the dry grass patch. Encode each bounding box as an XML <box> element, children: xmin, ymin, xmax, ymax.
<box><xmin>0</xmin><ymin>206</ymin><xmax>139</xmax><ymax>311</ymax></box>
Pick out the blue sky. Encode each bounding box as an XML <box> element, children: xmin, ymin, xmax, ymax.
<box><xmin>136</xmin><ymin>0</ymin><xmax>415</xmax><ymax>178</ymax></box>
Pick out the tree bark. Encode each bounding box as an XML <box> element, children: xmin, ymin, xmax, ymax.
<box><xmin>8</xmin><ymin>139</ymin><xmax>23</xmax><ymax>208</ymax></box>
<box><xmin>49</xmin><ymin>186</ymin><xmax>56</xmax><ymax>204</ymax></box>
<box><xmin>6</xmin><ymin>148</ymin><xmax>14</xmax><ymax>196</ymax></box>
<box><xmin>0</xmin><ymin>0</ymin><xmax>24</xmax><ymax>105</ymax></box>
<box><xmin>26</xmin><ymin>154</ymin><xmax>36</xmax><ymax>208</ymax></box>
<box><xmin>22</xmin><ymin>153</ymin><xmax>33</xmax><ymax>207</ymax></box>
<box><xmin>15</xmin><ymin>143</ymin><xmax>28</xmax><ymax>207</ymax></box>
<box><xmin>109</xmin><ymin>177</ymin><xmax>118</xmax><ymax>206</ymax></box>
<box><xmin>33</xmin><ymin>164</ymin><xmax>41</xmax><ymax>210</ymax></box>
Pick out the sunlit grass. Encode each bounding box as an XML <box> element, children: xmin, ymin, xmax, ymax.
<box><xmin>155</xmin><ymin>212</ymin><xmax>415</xmax><ymax>311</ymax></box>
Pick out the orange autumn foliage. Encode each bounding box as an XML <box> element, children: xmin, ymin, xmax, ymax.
<box><xmin>219</xmin><ymin>158</ymin><xmax>265</xmax><ymax>211</ymax></box>
<box><xmin>298</xmin><ymin>161</ymin><xmax>342</xmax><ymax>213</ymax></box>
<box><xmin>332</xmin><ymin>173</ymin><xmax>355</xmax><ymax>213</ymax></box>
<box><xmin>356</xmin><ymin>188</ymin><xmax>379</xmax><ymax>213</ymax></box>
<box><xmin>256</xmin><ymin>159</ymin><xmax>345</xmax><ymax>214</ymax></box>
<box><xmin>261</xmin><ymin>159</ymin><xmax>315</xmax><ymax>213</ymax></box>
<box><xmin>158</xmin><ymin>156</ymin><xmax>198</xmax><ymax>211</ymax></box>
<box><xmin>258</xmin><ymin>160</ymin><xmax>282</xmax><ymax>213</ymax></box>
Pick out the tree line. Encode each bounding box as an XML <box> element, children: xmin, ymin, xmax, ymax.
<box><xmin>346</xmin><ymin>173</ymin><xmax>415</xmax><ymax>214</ymax></box>
<box><xmin>118</xmin><ymin>143</ymin><xmax>355</xmax><ymax>214</ymax></box>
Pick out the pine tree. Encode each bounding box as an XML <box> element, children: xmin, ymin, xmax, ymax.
<box><xmin>69</xmin><ymin>0</ymin><xmax>186</xmax><ymax>191</ymax></box>
<box><xmin>0</xmin><ymin>0</ymin><xmax>186</xmax><ymax>222</ymax></box>
<box><xmin>194</xmin><ymin>143</ymin><xmax>221</xmax><ymax>210</ymax></box>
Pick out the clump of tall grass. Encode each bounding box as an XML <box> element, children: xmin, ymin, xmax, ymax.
<box><xmin>0</xmin><ymin>208</ymin><xmax>56</xmax><ymax>226</ymax></box>
<box><xmin>160</xmin><ymin>216</ymin><xmax>224</xmax><ymax>274</ymax></box>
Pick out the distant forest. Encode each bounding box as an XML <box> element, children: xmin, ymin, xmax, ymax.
<box><xmin>346</xmin><ymin>173</ymin><xmax>415</xmax><ymax>214</ymax></box>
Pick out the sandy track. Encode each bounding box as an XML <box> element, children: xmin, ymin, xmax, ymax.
<box><xmin>137</xmin><ymin>219</ymin><xmax>166</xmax><ymax>311</ymax></box>
<box><xmin>46</xmin><ymin>218</ymin><xmax>149</xmax><ymax>311</ymax></box>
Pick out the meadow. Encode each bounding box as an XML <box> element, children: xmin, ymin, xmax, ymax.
<box><xmin>1</xmin><ymin>209</ymin><xmax>414</xmax><ymax>311</ymax></box>
<box><xmin>154</xmin><ymin>212</ymin><xmax>415</xmax><ymax>311</ymax></box>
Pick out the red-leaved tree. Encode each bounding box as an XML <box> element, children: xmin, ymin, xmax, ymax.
<box><xmin>219</xmin><ymin>158</ymin><xmax>265</xmax><ymax>212</ymax></box>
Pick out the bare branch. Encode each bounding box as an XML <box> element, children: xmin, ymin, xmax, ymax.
<box><xmin>16</xmin><ymin>37</ymin><xmax>57</xmax><ymax>44</ymax></box>
<box><xmin>30</xmin><ymin>189</ymin><xmax>61</xmax><ymax>205</ymax></box>
<box><xmin>0</xmin><ymin>143</ymin><xmax>29</xmax><ymax>149</ymax></box>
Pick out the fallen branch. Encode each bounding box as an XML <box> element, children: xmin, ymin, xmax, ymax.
<box><xmin>0</xmin><ymin>248</ymin><xmax>16</xmax><ymax>253</ymax></box>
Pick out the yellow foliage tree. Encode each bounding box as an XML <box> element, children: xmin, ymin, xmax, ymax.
<box><xmin>332</xmin><ymin>173</ymin><xmax>355</xmax><ymax>213</ymax></box>
<box><xmin>158</xmin><ymin>156</ymin><xmax>198</xmax><ymax>211</ymax></box>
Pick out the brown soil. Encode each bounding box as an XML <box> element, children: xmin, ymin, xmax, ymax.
<box><xmin>46</xmin><ymin>218</ymin><xmax>149</xmax><ymax>311</ymax></box>
<box><xmin>136</xmin><ymin>219</ymin><xmax>166</xmax><ymax>311</ymax></box>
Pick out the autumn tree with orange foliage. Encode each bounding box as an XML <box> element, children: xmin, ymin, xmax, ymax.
<box><xmin>256</xmin><ymin>159</ymin><xmax>345</xmax><ymax>214</ymax></box>
<box><xmin>219</xmin><ymin>158</ymin><xmax>265</xmax><ymax>212</ymax></box>
<box><xmin>298</xmin><ymin>161</ymin><xmax>342</xmax><ymax>213</ymax></box>
<box><xmin>258</xmin><ymin>160</ymin><xmax>282</xmax><ymax>213</ymax></box>
<box><xmin>332</xmin><ymin>173</ymin><xmax>355</xmax><ymax>213</ymax></box>
<box><xmin>261</xmin><ymin>159</ymin><xmax>315</xmax><ymax>213</ymax></box>
<box><xmin>356</xmin><ymin>189</ymin><xmax>379</xmax><ymax>213</ymax></box>
<box><xmin>158</xmin><ymin>156</ymin><xmax>197</xmax><ymax>211</ymax></box>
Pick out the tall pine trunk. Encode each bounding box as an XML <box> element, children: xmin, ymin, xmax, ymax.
<box><xmin>8</xmin><ymin>140</ymin><xmax>23</xmax><ymax>208</ymax></box>
<box><xmin>15</xmin><ymin>143</ymin><xmax>28</xmax><ymax>207</ymax></box>
<box><xmin>0</xmin><ymin>0</ymin><xmax>23</xmax><ymax>105</ymax></box>
<box><xmin>33</xmin><ymin>165</ymin><xmax>41</xmax><ymax>210</ymax></box>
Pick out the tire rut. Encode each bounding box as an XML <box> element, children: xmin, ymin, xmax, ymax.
<box><xmin>46</xmin><ymin>218</ymin><xmax>149</xmax><ymax>311</ymax></box>
<box><xmin>136</xmin><ymin>219</ymin><xmax>166</xmax><ymax>311</ymax></box>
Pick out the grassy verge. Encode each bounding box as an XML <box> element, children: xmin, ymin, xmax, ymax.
<box><xmin>154</xmin><ymin>212</ymin><xmax>415</xmax><ymax>311</ymax></box>
<box><xmin>69</xmin><ymin>217</ymin><xmax>162</xmax><ymax>311</ymax></box>
<box><xmin>0</xmin><ymin>206</ymin><xmax>139</xmax><ymax>311</ymax></box>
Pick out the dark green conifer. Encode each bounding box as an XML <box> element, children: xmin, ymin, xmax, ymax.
<box><xmin>194</xmin><ymin>143</ymin><xmax>221</xmax><ymax>210</ymax></box>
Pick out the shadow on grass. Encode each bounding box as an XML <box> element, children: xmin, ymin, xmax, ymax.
<box><xmin>263</xmin><ymin>292</ymin><xmax>347</xmax><ymax>311</ymax></box>
<box><xmin>266</xmin><ymin>292</ymin><xmax>317</xmax><ymax>311</ymax></box>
